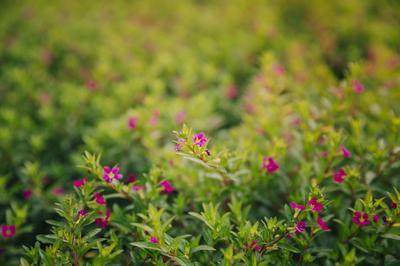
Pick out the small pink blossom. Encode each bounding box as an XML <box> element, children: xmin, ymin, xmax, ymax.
<box><xmin>317</xmin><ymin>217</ymin><xmax>330</xmax><ymax>231</ymax></box>
<box><xmin>160</xmin><ymin>180</ymin><xmax>174</xmax><ymax>193</ymax></box>
<box><xmin>95</xmin><ymin>209</ymin><xmax>110</xmax><ymax>229</ymax></box>
<box><xmin>352</xmin><ymin>211</ymin><xmax>370</xmax><ymax>227</ymax></box>
<box><xmin>390</xmin><ymin>201</ymin><xmax>397</xmax><ymax>209</ymax></box>
<box><xmin>373</xmin><ymin>214</ymin><xmax>379</xmax><ymax>223</ymax></box>
<box><xmin>149</xmin><ymin>110</ymin><xmax>160</xmax><ymax>125</ymax></box>
<box><xmin>78</xmin><ymin>209</ymin><xmax>88</xmax><ymax>217</ymax></box>
<box><xmin>340</xmin><ymin>145</ymin><xmax>351</xmax><ymax>158</ymax></box>
<box><xmin>127</xmin><ymin>175</ymin><xmax>137</xmax><ymax>183</ymax></box>
<box><xmin>226</xmin><ymin>85</ymin><xmax>238</xmax><ymax>99</ymax></box>
<box><xmin>175</xmin><ymin>111</ymin><xmax>186</xmax><ymax>124</ymax></box>
<box><xmin>103</xmin><ymin>166</ymin><xmax>123</xmax><ymax>182</ymax></box>
<box><xmin>132</xmin><ymin>185</ymin><xmax>144</xmax><ymax>192</ymax></box>
<box><xmin>150</xmin><ymin>236</ymin><xmax>159</xmax><ymax>244</ymax></box>
<box><xmin>22</xmin><ymin>189</ymin><xmax>32</xmax><ymax>199</ymax></box>
<box><xmin>1</xmin><ymin>225</ymin><xmax>16</xmax><ymax>238</ymax></box>
<box><xmin>352</xmin><ymin>80</ymin><xmax>364</xmax><ymax>93</ymax></box>
<box><xmin>205</xmin><ymin>149</ymin><xmax>211</xmax><ymax>156</ymax></box>
<box><xmin>86</xmin><ymin>80</ymin><xmax>97</xmax><ymax>91</ymax></box>
<box><xmin>52</xmin><ymin>187</ymin><xmax>65</xmax><ymax>196</ymax></box>
<box><xmin>193</xmin><ymin>132</ymin><xmax>208</xmax><ymax>147</ymax></box>
<box><xmin>175</xmin><ymin>139</ymin><xmax>185</xmax><ymax>151</ymax></box>
<box><xmin>308</xmin><ymin>198</ymin><xmax>324</xmax><ymax>213</ymax></box>
<box><xmin>73</xmin><ymin>177</ymin><xmax>88</xmax><ymax>188</ymax></box>
<box><xmin>290</xmin><ymin>202</ymin><xmax>305</xmax><ymax>211</ymax></box>
<box><xmin>295</xmin><ymin>221</ymin><xmax>306</xmax><ymax>234</ymax></box>
<box><xmin>127</xmin><ymin>116</ymin><xmax>138</xmax><ymax>129</ymax></box>
<box><xmin>273</xmin><ymin>64</ymin><xmax>285</xmax><ymax>76</ymax></box>
<box><xmin>263</xmin><ymin>157</ymin><xmax>280</xmax><ymax>173</ymax></box>
<box><xmin>333</xmin><ymin>168</ymin><xmax>346</xmax><ymax>183</ymax></box>
<box><xmin>94</xmin><ymin>193</ymin><xmax>106</xmax><ymax>205</ymax></box>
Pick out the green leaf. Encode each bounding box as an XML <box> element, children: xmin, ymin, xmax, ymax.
<box><xmin>191</xmin><ymin>245</ymin><xmax>215</xmax><ymax>254</ymax></box>
<box><xmin>382</xmin><ymin>234</ymin><xmax>400</xmax><ymax>241</ymax></box>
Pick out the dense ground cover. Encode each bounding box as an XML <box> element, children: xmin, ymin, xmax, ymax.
<box><xmin>0</xmin><ymin>0</ymin><xmax>400</xmax><ymax>265</ymax></box>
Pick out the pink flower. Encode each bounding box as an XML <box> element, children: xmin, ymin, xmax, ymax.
<box><xmin>193</xmin><ymin>132</ymin><xmax>208</xmax><ymax>147</ymax></box>
<box><xmin>73</xmin><ymin>177</ymin><xmax>88</xmax><ymax>188</ymax></box>
<box><xmin>127</xmin><ymin>116</ymin><xmax>138</xmax><ymax>129</ymax></box>
<box><xmin>248</xmin><ymin>240</ymin><xmax>262</xmax><ymax>252</ymax></box>
<box><xmin>390</xmin><ymin>201</ymin><xmax>397</xmax><ymax>209</ymax></box>
<box><xmin>94</xmin><ymin>193</ymin><xmax>106</xmax><ymax>205</ymax></box>
<box><xmin>52</xmin><ymin>187</ymin><xmax>65</xmax><ymax>196</ymax></box>
<box><xmin>95</xmin><ymin>209</ymin><xmax>110</xmax><ymax>229</ymax></box>
<box><xmin>352</xmin><ymin>211</ymin><xmax>370</xmax><ymax>227</ymax></box>
<box><xmin>352</xmin><ymin>80</ymin><xmax>364</xmax><ymax>93</ymax></box>
<box><xmin>127</xmin><ymin>175</ymin><xmax>137</xmax><ymax>183</ymax></box>
<box><xmin>175</xmin><ymin>139</ymin><xmax>185</xmax><ymax>151</ymax></box>
<box><xmin>205</xmin><ymin>149</ymin><xmax>211</xmax><ymax>156</ymax></box>
<box><xmin>78</xmin><ymin>209</ymin><xmax>88</xmax><ymax>217</ymax></box>
<box><xmin>150</xmin><ymin>236</ymin><xmax>159</xmax><ymax>244</ymax></box>
<box><xmin>226</xmin><ymin>85</ymin><xmax>238</xmax><ymax>99</ymax></box>
<box><xmin>308</xmin><ymin>198</ymin><xmax>324</xmax><ymax>213</ymax></box>
<box><xmin>175</xmin><ymin>111</ymin><xmax>186</xmax><ymax>124</ymax></box>
<box><xmin>295</xmin><ymin>221</ymin><xmax>306</xmax><ymax>233</ymax></box>
<box><xmin>103</xmin><ymin>166</ymin><xmax>123</xmax><ymax>183</ymax></box>
<box><xmin>1</xmin><ymin>225</ymin><xmax>16</xmax><ymax>238</ymax></box>
<box><xmin>290</xmin><ymin>202</ymin><xmax>305</xmax><ymax>211</ymax></box>
<box><xmin>132</xmin><ymin>185</ymin><xmax>144</xmax><ymax>192</ymax></box>
<box><xmin>317</xmin><ymin>217</ymin><xmax>330</xmax><ymax>231</ymax></box>
<box><xmin>149</xmin><ymin>110</ymin><xmax>160</xmax><ymax>126</ymax></box>
<box><xmin>273</xmin><ymin>64</ymin><xmax>285</xmax><ymax>76</ymax></box>
<box><xmin>373</xmin><ymin>214</ymin><xmax>379</xmax><ymax>223</ymax></box>
<box><xmin>333</xmin><ymin>168</ymin><xmax>347</xmax><ymax>183</ymax></box>
<box><xmin>86</xmin><ymin>80</ymin><xmax>97</xmax><ymax>91</ymax></box>
<box><xmin>320</xmin><ymin>151</ymin><xmax>329</xmax><ymax>158</ymax></box>
<box><xmin>160</xmin><ymin>180</ymin><xmax>174</xmax><ymax>193</ymax></box>
<box><xmin>22</xmin><ymin>189</ymin><xmax>32</xmax><ymax>199</ymax></box>
<box><xmin>263</xmin><ymin>157</ymin><xmax>280</xmax><ymax>173</ymax></box>
<box><xmin>340</xmin><ymin>145</ymin><xmax>351</xmax><ymax>158</ymax></box>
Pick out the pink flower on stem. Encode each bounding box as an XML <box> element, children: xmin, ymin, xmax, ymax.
<box><xmin>193</xmin><ymin>132</ymin><xmax>208</xmax><ymax>147</ymax></box>
<box><xmin>127</xmin><ymin>116</ymin><xmax>138</xmax><ymax>129</ymax></box>
<box><xmin>352</xmin><ymin>80</ymin><xmax>364</xmax><ymax>93</ymax></box>
<box><xmin>290</xmin><ymin>202</ymin><xmax>305</xmax><ymax>211</ymax></box>
<box><xmin>94</xmin><ymin>193</ymin><xmax>106</xmax><ymax>205</ymax></box>
<box><xmin>78</xmin><ymin>209</ymin><xmax>88</xmax><ymax>217</ymax></box>
<box><xmin>226</xmin><ymin>85</ymin><xmax>238</xmax><ymax>99</ymax></box>
<box><xmin>205</xmin><ymin>149</ymin><xmax>211</xmax><ymax>156</ymax></box>
<box><xmin>95</xmin><ymin>209</ymin><xmax>111</xmax><ymax>229</ymax></box>
<box><xmin>1</xmin><ymin>225</ymin><xmax>16</xmax><ymax>238</ymax></box>
<box><xmin>390</xmin><ymin>201</ymin><xmax>397</xmax><ymax>209</ymax></box>
<box><xmin>340</xmin><ymin>145</ymin><xmax>351</xmax><ymax>158</ymax></box>
<box><xmin>132</xmin><ymin>185</ymin><xmax>144</xmax><ymax>192</ymax></box>
<box><xmin>175</xmin><ymin>111</ymin><xmax>186</xmax><ymax>124</ymax></box>
<box><xmin>175</xmin><ymin>139</ymin><xmax>185</xmax><ymax>151</ymax></box>
<box><xmin>308</xmin><ymin>198</ymin><xmax>324</xmax><ymax>213</ymax></box>
<box><xmin>160</xmin><ymin>180</ymin><xmax>174</xmax><ymax>193</ymax></box>
<box><xmin>373</xmin><ymin>214</ymin><xmax>379</xmax><ymax>223</ymax></box>
<box><xmin>295</xmin><ymin>221</ymin><xmax>306</xmax><ymax>234</ymax></box>
<box><xmin>86</xmin><ymin>80</ymin><xmax>97</xmax><ymax>91</ymax></box>
<box><xmin>22</xmin><ymin>189</ymin><xmax>32</xmax><ymax>199</ymax></box>
<box><xmin>317</xmin><ymin>217</ymin><xmax>330</xmax><ymax>231</ymax></box>
<box><xmin>52</xmin><ymin>187</ymin><xmax>65</xmax><ymax>196</ymax></box>
<box><xmin>333</xmin><ymin>168</ymin><xmax>347</xmax><ymax>183</ymax></box>
<box><xmin>273</xmin><ymin>64</ymin><xmax>285</xmax><ymax>76</ymax></box>
<box><xmin>73</xmin><ymin>177</ymin><xmax>88</xmax><ymax>188</ymax></box>
<box><xmin>127</xmin><ymin>175</ymin><xmax>137</xmax><ymax>183</ymax></box>
<box><xmin>150</xmin><ymin>236</ymin><xmax>159</xmax><ymax>244</ymax></box>
<box><xmin>103</xmin><ymin>166</ymin><xmax>123</xmax><ymax>182</ymax></box>
<box><xmin>352</xmin><ymin>212</ymin><xmax>370</xmax><ymax>227</ymax></box>
<box><xmin>263</xmin><ymin>157</ymin><xmax>280</xmax><ymax>173</ymax></box>
<box><xmin>248</xmin><ymin>240</ymin><xmax>262</xmax><ymax>252</ymax></box>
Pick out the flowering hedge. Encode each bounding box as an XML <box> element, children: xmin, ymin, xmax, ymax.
<box><xmin>1</xmin><ymin>0</ymin><xmax>400</xmax><ymax>265</ymax></box>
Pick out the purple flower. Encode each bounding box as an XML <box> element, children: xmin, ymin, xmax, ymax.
<box><xmin>352</xmin><ymin>80</ymin><xmax>364</xmax><ymax>93</ymax></box>
<box><xmin>295</xmin><ymin>221</ymin><xmax>306</xmax><ymax>234</ymax></box>
<box><xmin>128</xmin><ymin>116</ymin><xmax>138</xmax><ymax>129</ymax></box>
<box><xmin>73</xmin><ymin>177</ymin><xmax>88</xmax><ymax>188</ymax></box>
<box><xmin>1</xmin><ymin>225</ymin><xmax>16</xmax><ymax>238</ymax></box>
<box><xmin>160</xmin><ymin>180</ymin><xmax>174</xmax><ymax>193</ymax></box>
<box><xmin>317</xmin><ymin>217</ymin><xmax>330</xmax><ymax>231</ymax></box>
<box><xmin>308</xmin><ymin>198</ymin><xmax>324</xmax><ymax>213</ymax></box>
<box><xmin>175</xmin><ymin>139</ymin><xmax>185</xmax><ymax>151</ymax></box>
<box><xmin>263</xmin><ymin>157</ymin><xmax>280</xmax><ymax>173</ymax></box>
<box><xmin>373</xmin><ymin>214</ymin><xmax>379</xmax><ymax>223</ymax></box>
<box><xmin>132</xmin><ymin>185</ymin><xmax>144</xmax><ymax>192</ymax></box>
<box><xmin>352</xmin><ymin>211</ymin><xmax>370</xmax><ymax>227</ymax></box>
<box><xmin>22</xmin><ymin>189</ymin><xmax>32</xmax><ymax>199</ymax></box>
<box><xmin>193</xmin><ymin>132</ymin><xmax>208</xmax><ymax>147</ymax></box>
<box><xmin>150</xmin><ymin>236</ymin><xmax>159</xmax><ymax>244</ymax></box>
<box><xmin>103</xmin><ymin>166</ymin><xmax>123</xmax><ymax>183</ymax></box>
<box><xmin>333</xmin><ymin>168</ymin><xmax>346</xmax><ymax>183</ymax></box>
<box><xmin>94</xmin><ymin>193</ymin><xmax>106</xmax><ymax>205</ymax></box>
<box><xmin>340</xmin><ymin>145</ymin><xmax>351</xmax><ymax>158</ymax></box>
<box><xmin>78</xmin><ymin>209</ymin><xmax>88</xmax><ymax>217</ymax></box>
<box><xmin>290</xmin><ymin>202</ymin><xmax>305</xmax><ymax>211</ymax></box>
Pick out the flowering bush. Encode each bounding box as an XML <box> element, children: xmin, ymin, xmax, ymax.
<box><xmin>1</xmin><ymin>0</ymin><xmax>400</xmax><ymax>265</ymax></box>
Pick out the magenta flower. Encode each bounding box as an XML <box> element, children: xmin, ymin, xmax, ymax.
<box><xmin>160</xmin><ymin>180</ymin><xmax>174</xmax><ymax>193</ymax></box>
<box><xmin>94</xmin><ymin>193</ymin><xmax>106</xmax><ymax>205</ymax></box>
<box><xmin>132</xmin><ymin>185</ymin><xmax>144</xmax><ymax>192</ymax></box>
<box><xmin>308</xmin><ymin>198</ymin><xmax>324</xmax><ymax>213</ymax></box>
<box><xmin>290</xmin><ymin>202</ymin><xmax>305</xmax><ymax>211</ymax></box>
<box><xmin>127</xmin><ymin>116</ymin><xmax>138</xmax><ymax>129</ymax></box>
<box><xmin>22</xmin><ymin>189</ymin><xmax>32</xmax><ymax>199</ymax></box>
<box><xmin>95</xmin><ymin>209</ymin><xmax>111</xmax><ymax>229</ymax></box>
<box><xmin>295</xmin><ymin>221</ymin><xmax>306</xmax><ymax>234</ymax></box>
<box><xmin>193</xmin><ymin>132</ymin><xmax>208</xmax><ymax>147</ymax></box>
<box><xmin>352</xmin><ymin>80</ymin><xmax>364</xmax><ymax>93</ymax></box>
<box><xmin>1</xmin><ymin>225</ymin><xmax>16</xmax><ymax>238</ymax></box>
<box><xmin>263</xmin><ymin>157</ymin><xmax>280</xmax><ymax>173</ymax></box>
<box><xmin>175</xmin><ymin>111</ymin><xmax>186</xmax><ymax>124</ymax></box>
<box><xmin>175</xmin><ymin>139</ymin><xmax>185</xmax><ymax>151</ymax></box>
<box><xmin>73</xmin><ymin>177</ymin><xmax>88</xmax><ymax>188</ymax></box>
<box><xmin>317</xmin><ymin>217</ymin><xmax>330</xmax><ymax>231</ymax></box>
<box><xmin>390</xmin><ymin>201</ymin><xmax>397</xmax><ymax>209</ymax></box>
<box><xmin>150</xmin><ymin>236</ymin><xmax>159</xmax><ymax>244</ymax></box>
<box><xmin>333</xmin><ymin>168</ymin><xmax>346</xmax><ymax>183</ymax></box>
<box><xmin>78</xmin><ymin>209</ymin><xmax>88</xmax><ymax>217</ymax></box>
<box><xmin>340</xmin><ymin>145</ymin><xmax>351</xmax><ymax>158</ymax></box>
<box><xmin>52</xmin><ymin>187</ymin><xmax>65</xmax><ymax>196</ymax></box>
<box><xmin>248</xmin><ymin>240</ymin><xmax>262</xmax><ymax>252</ymax></box>
<box><xmin>103</xmin><ymin>166</ymin><xmax>123</xmax><ymax>183</ymax></box>
<box><xmin>86</xmin><ymin>80</ymin><xmax>97</xmax><ymax>91</ymax></box>
<box><xmin>373</xmin><ymin>214</ymin><xmax>379</xmax><ymax>223</ymax></box>
<box><xmin>127</xmin><ymin>175</ymin><xmax>137</xmax><ymax>183</ymax></box>
<box><xmin>352</xmin><ymin>212</ymin><xmax>370</xmax><ymax>227</ymax></box>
